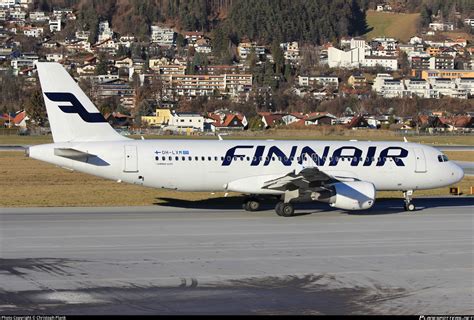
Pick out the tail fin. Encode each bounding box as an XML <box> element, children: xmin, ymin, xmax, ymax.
<box><xmin>36</xmin><ymin>62</ymin><xmax>128</xmax><ymax>142</ymax></box>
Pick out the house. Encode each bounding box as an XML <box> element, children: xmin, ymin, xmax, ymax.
<box><xmin>429</xmin><ymin>22</ymin><xmax>454</xmax><ymax>31</ymax></box>
<box><xmin>298</xmin><ymin>75</ymin><xmax>339</xmax><ymax>87</ymax></box>
<box><xmin>259</xmin><ymin>112</ymin><xmax>283</xmax><ymax>129</ymax></box>
<box><xmin>363</xmin><ymin>56</ymin><xmax>398</xmax><ymax>70</ymax></box>
<box><xmin>46</xmin><ymin>53</ymin><xmax>64</xmax><ymax>62</ymax></box>
<box><xmin>23</xmin><ymin>26</ymin><xmax>43</xmax><ymax>37</ymax></box>
<box><xmin>141</xmin><ymin>108</ymin><xmax>172</xmax><ymax>127</ymax></box>
<box><xmin>151</xmin><ymin>25</ymin><xmax>175</xmax><ymax>46</ymax></box>
<box><xmin>49</xmin><ymin>17</ymin><xmax>61</xmax><ymax>32</ymax></box>
<box><xmin>417</xmin><ymin>115</ymin><xmax>449</xmax><ymax>132</ymax></box>
<box><xmin>281</xmin><ymin>112</ymin><xmax>305</xmax><ymax>125</ymax></box>
<box><xmin>347</xmin><ymin>115</ymin><xmax>371</xmax><ymax>129</ymax></box>
<box><xmin>237</xmin><ymin>42</ymin><xmax>265</xmax><ymax>59</ymax></box>
<box><xmin>13</xmin><ymin>110</ymin><xmax>28</xmax><ymax>128</ymax></box>
<box><xmin>207</xmin><ymin>113</ymin><xmax>247</xmax><ymax>132</ymax></box>
<box><xmin>348</xmin><ymin>74</ymin><xmax>367</xmax><ymax>88</ymax></box>
<box><xmin>169</xmin><ymin>111</ymin><xmax>204</xmax><ymax>132</ymax></box>
<box><xmin>304</xmin><ymin>113</ymin><xmax>337</xmax><ymax>126</ymax></box>
<box><xmin>97</xmin><ymin>20</ymin><xmax>113</xmax><ymax>42</ymax></box>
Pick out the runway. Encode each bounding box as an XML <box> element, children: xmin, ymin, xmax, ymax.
<box><xmin>1</xmin><ymin>198</ymin><xmax>473</xmax><ymax>315</ymax></box>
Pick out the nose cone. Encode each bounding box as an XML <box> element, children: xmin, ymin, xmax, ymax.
<box><xmin>450</xmin><ymin>162</ymin><xmax>464</xmax><ymax>184</ymax></box>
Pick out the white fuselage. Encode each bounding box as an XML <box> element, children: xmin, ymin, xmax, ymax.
<box><xmin>29</xmin><ymin>139</ymin><xmax>464</xmax><ymax>194</ymax></box>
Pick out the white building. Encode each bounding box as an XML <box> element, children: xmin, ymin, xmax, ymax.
<box><xmin>328</xmin><ymin>46</ymin><xmax>365</xmax><ymax>68</ymax></box>
<box><xmin>0</xmin><ymin>0</ymin><xmax>16</xmax><ymax>8</ymax></box>
<box><xmin>75</xmin><ymin>30</ymin><xmax>90</xmax><ymax>41</ymax></box>
<box><xmin>29</xmin><ymin>11</ymin><xmax>47</xmax><ymax>21</ymax></box>
<box><xmin>46</xmin><ymin>53</ymin><xmax>64</xmax><ymax>62</ymax></box>
<box><xmin>298</xmin><ymin>75</ymin><xmax>339</xmax><ymax>87</ymax></box>
<box><xmin>455</xmin><ymin>77</ymin><xmax>474</xmax><ymax>95</ymax></box>
<box><xmin>280</xmin><ymin>42</ymin><xmax>300</xmax><ymax>62</ymax></box>
<box><xmin>98</xmin><ymin>21</ymin><xmax>113</xmax><ymax>42</ymax></box>
<box><xmin>238</xmin><ymin>42</ymin><xmax>265</xmax><ymax>59</ymax></box>
<box><xmin>409</xmin><ymin>36</ymin><xmax>423</xmax><ymax>45</ymax></box>
<box><xmin>49</xmin><ymin>17</ymin><xmax>61</xmax><ymax>32</ymax></box>
<box><xmin>464</xmin><ymin>18</ymin><xmax>474</xmax><ymax>28</ymax></box>
<box><xmin>429</xmin><ymin>22</ymin><xmax>454</xmax><ymax>31</ymax></box>
<box><xmin>151</xmin><ymin>25</ymin><xmax>175</xmax><ymax>46</ymax></box>
<box><xmin>23</xmin><ymin>26</ymin><xmax>42</xmax><ymax>37</ymax></box>
<box><xmin>363</xmin><ymin>56</ymin><xmax>398</xmax><ymax>70</ymax></box>
<box><xmin>170</xmin><ymin>112</ymin><xmax>204</xmax><ymax>131</ymax></box>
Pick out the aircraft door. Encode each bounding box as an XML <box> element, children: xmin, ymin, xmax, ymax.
<box><xmin>414</xmin><ymin>148</ymin><xmax>427</xmax><ymax>173</ymax></box>
<box><xmin>124</xmin><ymin>145</ymin><xmax>138</xmax><ymax>172</ymax></box>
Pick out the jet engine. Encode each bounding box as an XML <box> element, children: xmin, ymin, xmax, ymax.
<box><xmin>328</xmin><ymin>181</ymin><xmax>376</xmax><ymax>210</ymax></box>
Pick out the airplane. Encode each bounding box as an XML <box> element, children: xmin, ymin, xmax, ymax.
<box><xmin>27</xmin><ymin>63</ymin><xmax>464</xmax><ymax>217</ymax></box>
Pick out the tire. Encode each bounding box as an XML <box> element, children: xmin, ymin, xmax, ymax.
<box><xmin>247</xmin><ymin>199</ymin><xmax>260</xmax><ymax>211</ymax></box>
<box><xmin>279</xmin><ymin>203</ymin><xmax>295</xmax><ymax>217</ymax></box>
<box><xmin>406</xmin><ymin>203</ymin><xmax>416</xmax><ymax>211</ymax></box>
<box><xmin>275</xmin><ymin>202</ymin><xmax>284</xmax><ymax>216</ymax></box>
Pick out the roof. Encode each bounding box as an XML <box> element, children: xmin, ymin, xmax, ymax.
<box><xmin>13</xmin><ymin>111</ymin><xmax>26</xmax><ymax>124</ymax></box>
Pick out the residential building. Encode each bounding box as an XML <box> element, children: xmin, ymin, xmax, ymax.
<box><xmin>151</xmin><ymin>25</ymin><xmax>175</xmax><ymax>46</ymax></box>
<box><xmin>280</xmin><ymin>42</ymin><xmax>300</xmax><ymax>62</ymax></box>
<box><xmin>98</xmin><ymin>21</ymin><xmax>113</xmax><ymax>42</ymax></box>
<box><xmin>237</xmin><ymin>42</ymin><xmax>265</xmax><ymax>59</ymax></box>
<box><xmin>0</xmin><ymin>9</ymin><xmax>8</xmax><ymax>20</ymax></box>
<box><xmin>94</xmin><ymin>80</ymin><xmax>135</xmax><ymax>109</ymax></box>
<box><xmin>464</xmin><ymin>18</ymin><xmax>474</xmax><ymax>29</ymax></box>
<box><xmin>141</xmin><ymin>108</ymin><xmax>172</xmax><ymax>127</ymax></box>
<box><xmin>429</xmin><ymin>22</ymin><xmax>454</xmax><ymax>31</ymax></box>
<box><xmin>169</xmin><ymin>111</ymin><xmax>204</xmax><ymax>132</ymax></box>
<box><xmin>298</xmin><ymin>75</ymin><xmax>339</xmax><ymax>87</ymax></box>
<box><xmin>160</xmin><ymin>74</ymin><xmax>252</xmax><ymax>98</ymax></box>
<box><xmin>0</xmin><ymin>0</ymin><xmax>16</xmax><ymax>8</ymax></box>
<box><xmin>429</xmin><ymin>55</ymin><xmax>454</xmax><ymax>70</ymax></box>
<box><xmin>363</xmin><ymin>56</ymin><xmax>398</xmax><ymax>70</ymax></box>
<box><xmin>49</xmin><ymin>17</ymin><xmax>61</xmax><ymax>32</ymax></box>
<box><xmin>46</xmin><ymin>53</ymin><xmax>64</xmax><ymax>62</ymax></box>
<box><xmin>23</xmin><ymin>26</ymin><xmax>43</xmax><ymax>37</ymax></box>
<box><xmin>75</xmin><ymin>30</ymin><xmax>90</xmax><ymax>41</ymax></box>
<box><xmin>29</xmin><ymin>11</ymin><xmax>47</xmax><ymax>21</ymax></box>
<box><xmin>415</xmin><ymin>69</ymin><xmax>474</xmax><ymax>80</ymax></box>
<box><xmin>148</xmin><ymin>63</ymin><xmax>186</xmax><ymax>75</ymax></box>
<box><xmin>328</xmin><ymin>46</ymin><xmax>365</xmax><ymax>68</ymax></box>
<box><xmin>348</xmin><ymin>74</ymin><xmax>367</xmax><ymax>88</ymax></box>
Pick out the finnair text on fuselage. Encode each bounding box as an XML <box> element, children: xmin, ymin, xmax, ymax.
<box><xmin>221</xmin><ymin>145</ymin><xmax>408</xmax><ymax>167</ymax></box>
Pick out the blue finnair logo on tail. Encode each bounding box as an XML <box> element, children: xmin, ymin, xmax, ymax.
<box><xmin>45</xmin><ymin>92</ymin><xmax>107</xmax><ymax>123</ymax></box>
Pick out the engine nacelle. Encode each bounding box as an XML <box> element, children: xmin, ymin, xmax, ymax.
<box><xmin>329</xmin><ymin>181</ymin><xmax>376</xmax><ymax>210</ymax></box>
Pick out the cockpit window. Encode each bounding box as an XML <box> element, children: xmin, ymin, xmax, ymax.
<box><xmin>438</xmin><ymin>155</ymin><xmax>449</xmax><ymax>162</ymax></box>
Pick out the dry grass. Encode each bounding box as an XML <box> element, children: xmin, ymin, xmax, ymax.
<box><xmin>1</xmin><ymin>151</ymin><xmax>472</xmax><ymax>208</ymax></box>
<box><xmin>444</xmin><ymin>151</ymin><xmax>474</xmax><ymax>162</ymax></box>
<box><xmin>365</xmin><ymin>11</ymin><xmax>420</xmax><ymax>42</ymax></box>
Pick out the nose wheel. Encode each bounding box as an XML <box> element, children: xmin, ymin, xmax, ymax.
<box><xmin>403</xmin><ymin>190</ymin><xmax>416</xmax><ymax>211</ymax></box>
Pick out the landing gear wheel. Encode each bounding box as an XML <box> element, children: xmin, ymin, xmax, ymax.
<box><xmin>275</xmin><ymin>202</ymin><xmax>284</xmax><ymax>216</ymax></box>
<box><xmin>406</xmin><ymin>202</ymin><xmax>416</xmax><ymax>212</ymax></box>
<box><xmin>275</xmin><ymin>202</ymin><xmax>295</xmax><ymax>217</ymax></box>
<box><xmin>243</xmin><ymin>198</ymin><xmax>260</xmax><ymax>212</ymax></box>
<box><xmin>403</xmin><ymin>190</ymin><xmax>415</xmax><ymax>212</ymax></box>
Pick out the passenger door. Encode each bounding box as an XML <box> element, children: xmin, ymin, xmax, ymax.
<box><xmin>124</xmin><ymin>145</ymin><xmax>138</xmax><ymax>172</ymax></box>
<box><xmin>414</xmin><ymin>148</ymin><xmax>427</xmax><ymax>173</ymax></box>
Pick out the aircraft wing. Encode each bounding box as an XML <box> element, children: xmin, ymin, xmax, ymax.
<box><xmin>262</xmin><ymin>167</ymin><xmax>334</xmax><ymax>192</ymax></box>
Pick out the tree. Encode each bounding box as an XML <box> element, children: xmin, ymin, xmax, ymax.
<box><xmin>25</xmin><ymin>89</ymin><xmax>47</xmax><ymax>127</ymax></box>
<box><xmin>271</xmin><ymin>40</ymin><xmax>284</xmax><ymax>76</ymax></box>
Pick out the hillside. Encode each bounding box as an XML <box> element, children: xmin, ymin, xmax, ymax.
<box><xmin>364</xmin><ymin>10</ymin><xmax>420</xmax><ymax>42</ymax></box>
<box><xmin>38</xmin><ymin>0</ymin><xmax>368</xmax><ymax>45</ymax></box>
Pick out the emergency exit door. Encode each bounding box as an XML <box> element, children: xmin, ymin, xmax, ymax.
<box><xmin>124</xmin><ymin>145</ymin><xmax>138</xmax><ymax>172</ymax></box>
<box><xmin>414</xmin><ymin>148</ymin><xmax>427</xmax><ymax>173</ymax></box>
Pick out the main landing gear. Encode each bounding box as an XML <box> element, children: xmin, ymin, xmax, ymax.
<box><xmin>275</xmin><ymin>201</ymin><xmax>295</xmax><ymax>217</ymax></box>
<box><xmin>242</xmin><ymin>196</ymin><xmax>296</xmax><ymax>217</ymax></box>
<box><xmin>242</xmin><ymin>196</ymin><xmax>261</xmax><ymax>212</ymax></box>
<box><xmin>403</xmin><ymin>190</ymin><xmax>416</xmax><ymax>211</ymax></box>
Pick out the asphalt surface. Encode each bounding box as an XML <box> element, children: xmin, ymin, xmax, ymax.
<box><xmin>1</xmin><ymin>198</ymin><xmax>473</xmax><ymax>315</ymax></box>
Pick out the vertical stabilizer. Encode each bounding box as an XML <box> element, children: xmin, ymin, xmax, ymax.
<box><xmin>36</xmin><ymin>62</ymin><xmax>128</xmax><ymax>142</ymax></box>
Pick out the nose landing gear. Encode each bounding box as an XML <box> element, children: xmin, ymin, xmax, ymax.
<box><xmin>403</xmin><ymin>190</ymin><xmax>416</xmax><ymax>211</ymax></box>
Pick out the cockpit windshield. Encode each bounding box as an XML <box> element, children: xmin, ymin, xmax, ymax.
<box><xmin>437</xmin><ymin>154</ymin><xmax>449</xmax><ymax>162</ymax></box>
